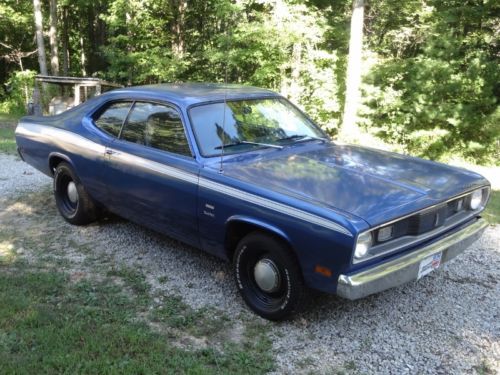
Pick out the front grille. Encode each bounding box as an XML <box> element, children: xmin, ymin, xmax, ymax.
<box><xmin>376</xmin><ymin>197</ymin><xmax>467</xmax><ymax>244</ymax></box>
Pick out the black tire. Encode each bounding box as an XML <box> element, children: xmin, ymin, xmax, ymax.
<box><xmin>233</xmin><ymin>232</ymin><xmax>305</xmax><ymax>321</ymax></box>
<box><xmin>53</xmin><ymin>161</ymin><xmax>98</xmax><ymax>225</ymax></box>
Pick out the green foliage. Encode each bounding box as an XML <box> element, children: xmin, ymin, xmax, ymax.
<box><xmin>0</xmin><ymin>0</ymin><xmax>498</xmax><ymax>164</ymax></box>
<box><xmin>0</xmin><ymin>70</ymin><xmax>36</xmax><ymax>116</ymax></box>
<box><xmin>98</xmin><ymin>0</ymin><xmax>345</xmax><ymax>132</ymax></box>
<box><xmin>364</xmin><ymin>0</ymin><xmax>500</xmax><ymax>164</ymax></box>
<box><xmin>0</xmin><ymin>0</ymin><xmax>35</xmax><ymax>58</ymax></box>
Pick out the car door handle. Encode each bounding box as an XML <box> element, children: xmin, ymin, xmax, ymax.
<box><xmin>105</xmin><ymin>149</ymin><xmax>118</xmax><ymax>155</ymax></box>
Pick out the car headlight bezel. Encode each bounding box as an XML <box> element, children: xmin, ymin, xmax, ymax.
<box><xmin>354</xmin><ymin>231</ymin><xmax>373</xmax><ymax>260</ymax></box>
<box><xmin>468</xmin><ymin>189</ymin><xmax>485</xmax><ymax>211</ymax></box>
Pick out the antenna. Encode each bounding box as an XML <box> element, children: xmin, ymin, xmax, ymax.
<box><xmin>219</xmin><ymin>83</ymin><xmax>227</xmax><ymax>174</ymax></box>
<box><xmin>219</xmin><ymin>23</ymin><xmax>230</xmax><ymax>174</ymax></box>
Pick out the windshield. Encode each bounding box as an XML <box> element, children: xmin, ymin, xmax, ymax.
<box><xmin>189</xmin><ymin>98</ymin><xmax>326</xmax><ymax>157</ymax></box>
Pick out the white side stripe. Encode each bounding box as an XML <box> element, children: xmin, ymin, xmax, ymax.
<box><xmin>199</xmin><ymin>178</ymin><xmax>353</xmax><ymax>236</ymax></box>
<box><xmin>18</xmin><ymin>122</ymin><xmax>352</xmax><ymax>237</ymax></box>
<box><xmin>111</xmin><ymin>150</ymin><xmax>199</xmax><ymax>184</ymax></box>
<box><xmin>16</xmin><ymin>122</ymin><xmax>106</xmax><ymax>155</ymax></box>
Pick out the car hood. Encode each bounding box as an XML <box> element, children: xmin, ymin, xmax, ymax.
<box><xmin>218</xmin><ymin>143</ymin><xmax>489</xmax><ymax>225</ymax></box>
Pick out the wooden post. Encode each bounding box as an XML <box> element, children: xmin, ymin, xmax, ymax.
<box><xmin>74</xmin><ymin>84</ymin><xmax>80</xmax><ymax>105</ymax></box>
<box><xmin>32</xmin><ymin>82</ymin><xmax>42</xmax><ymax>115</ymax></box>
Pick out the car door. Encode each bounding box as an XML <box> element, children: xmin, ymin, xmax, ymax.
<box><xmin>86</xmin><ymin>100</ymin><xmax>134</xmax><ymax>203</ymax></box>
<box><xmin>101</xmin><ymin>101</ymin><xmax>200</xmax><ymax>247</ymax></box>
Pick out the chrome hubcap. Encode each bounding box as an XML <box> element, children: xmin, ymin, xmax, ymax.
<box><xmin>254</xmin><ymin>258</ymin><xmax>281</xmax><ymax>293</ymax></box>
<box><xmin>67</xmin><ymin>181</ymin><xmax>78</xmax><ymax>204</ymax></box>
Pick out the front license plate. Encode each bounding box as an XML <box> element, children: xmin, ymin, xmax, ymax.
<box><xmin>417</xmin><ymin>252</ymin><xmax>442</xmax><ymax>280</ymax></box>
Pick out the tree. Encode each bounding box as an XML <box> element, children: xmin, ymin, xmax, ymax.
<box><xmin>341</xmin><ymin>0</ymin><xmax>365</xmax><ymax>140</ymax></box>
<box><xmin>170</xmin><ymin>0</ymin><xmax>187</xmax><ymax>57</ymax></box>
<box><xmin>49</xmin><ymin>0</ymin><xmax>60</xmax><ymax>75</ymax></box>
<box><xmin>61</xmin><ymin>5</ymin><xmax>69</xmax><ymax>75</ymax></box>
<box><xmin>1</xmin><ymin>0</ymin><xmax>497</xmax><ymax>164</ymax></box>
<box><xmin>364</xmin><ymin>0</ymin><xmax>499</xmax><ymax>164</ymax></box>
<box><xmin>33</xmin><ymin>0</ymin><xmax>48</xmax><ymax>75</ymax></box>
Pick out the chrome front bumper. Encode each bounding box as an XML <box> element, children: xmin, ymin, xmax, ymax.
<box><xmin>337</xmin><ymin>218</ymin><xmax>488</xmax><ymax>300</ymax></box>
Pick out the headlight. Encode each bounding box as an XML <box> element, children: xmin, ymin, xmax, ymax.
<box><xmin>354</xmin><ymin>231</ymin><xmax>372</xmax><ymax>259</ymax></box>
<box><xmin>469</xmin><ymin>189</ymin><xmax>483</xmax><ymax>210</ymax></box>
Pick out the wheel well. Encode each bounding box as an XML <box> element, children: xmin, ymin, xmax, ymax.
<box><xmin>48</xmin><ymin>155</ymin><xmax>67</xmax><ymax>175</ymax></box>
<box><xmin>225</xmin><ymin>221</ymin><xmax>295</xmax><ymax>262</ymax></box>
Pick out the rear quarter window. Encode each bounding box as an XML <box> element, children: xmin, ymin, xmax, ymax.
<box><xmin>93</xmin><ymin>102</ymin><xmax>132</xmax><ymax>137</ymax></box>
<box><xmin>121</xmin><ymin>102</ymin><xmax>191</xmax><ymax>156</ymax></box>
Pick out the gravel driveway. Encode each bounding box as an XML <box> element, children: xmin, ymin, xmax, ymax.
<box><xmin>2</xmin><ymin>154</ymin><xmax>499</xmax><ymax>374</ymax></box>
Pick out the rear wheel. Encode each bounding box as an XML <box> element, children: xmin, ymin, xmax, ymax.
<box><xmin>233</xmin><ymin>232</ymin><xmax>305</xmax><ymax>321</ymax></box>
<box><xmin>54</xmin><ymin>162</ymin><xmax>98</xmax><ymax>225</ymax></box>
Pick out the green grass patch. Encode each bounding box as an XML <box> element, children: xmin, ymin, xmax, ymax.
<box><xmin>0</xmin><ymin>257</ymin><xmax>274</xmax><ymax>374</ymax></box>
<box><xmin>0</xmin><ymin>111</ymin><xmax>19</xmax><ymax>155</ymax></box>
<box><xmin>484</xmin><ymin>189</ymin><xmax>499</xmax><ymax>225</ymax></box>
<box><xmin>151</xmin><ymin>295</ymin><xmax>230</xmax><ymax>338</ymax></box>
<box><xmin>0</xmin><ymin>112</ymin><xmax>20</xmax><ymax>123</ymax></box>
<box><xmin>0</xmin><ymin>127</ymin><xmax>16</xmax><ymax>155</ymax></box>
<box><xmin>107</xmin><ymin>265</ymin><xmax>151</xmax><ymax>296</ymax></box>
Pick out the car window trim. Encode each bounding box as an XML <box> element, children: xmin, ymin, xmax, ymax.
<box><xmin>186</xmin><ymin>96</ymin><xmax>328</xmax><ymax>159</ymax></box>
<box><xmin>118</xmin><ymin>101</ymin><xmax>135</xmax><ymax>139</ymax></box>
<box><xmin>118</xmin><ymin>99</ymin><xmax>195</xmax><ymax>159</ymax></box>
<box><xmin>91</xmin><ymin>100</ymin><xmax>134</xmax><ymax>138</ymax></box>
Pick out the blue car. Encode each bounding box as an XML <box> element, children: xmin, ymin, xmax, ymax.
<box><xmin>15</xmin><ymin>83</ymin><xmax>490</xmax><ymax>320</ymax></box>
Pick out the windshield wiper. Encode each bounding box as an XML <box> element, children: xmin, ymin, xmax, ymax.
<box><xmin>215</xmin><ymin>140</ymin><xmax>283</xmax><ymax>150</ymax></box>
<box><xmin>277</xmin><ymin>134</ymin><xmax>329</xmax><ymax>143</ymax></box>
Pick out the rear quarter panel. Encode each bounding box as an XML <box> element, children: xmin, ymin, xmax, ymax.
<box><xmin>15</xmin><ymin>98</ymin><xmax>111</xmax><ymax>203</ymax></box>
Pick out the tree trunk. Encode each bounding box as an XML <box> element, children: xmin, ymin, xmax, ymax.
<box><xmin>62</xmin><ymin>6</ymin><xmax>69</xmax><ymax>75</ymax></box>
<box><xmin>49</xmin><ymin>0</ymin><xmax>59</xmax><ymax>75</ymax></box>
<box><xmin>33</xmin><ymin>0</ymin><xmax>48</xmax><ymax>75</ymax></box>
<box><xmin>341</xmin><ymin>0</ymin><xmax>365</xmax><ymax>141</ymax></box>
<box><xmin>289</xmin><ymin>42</ymin><xmax>302</xmax><ymax>104</ymax></box>
<box><xmin>170</xmin><ymin>0</ymin><xmax>186</xmax><ymax>57</ymax></box>
<box><xmin>126</xmin><ymin>11</ymin><xmax>132</xmax><ymax>85</ymax></box>
<box><xmin>80</xmin><ymin>36</ymin><xmax>86</xmax><ymax>76</ymax></box>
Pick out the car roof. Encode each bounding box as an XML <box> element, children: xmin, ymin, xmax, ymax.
<box><xmin>107</xmin><ymin>83</ymin><xmax>280</xmax><ymax>107</ymax></box>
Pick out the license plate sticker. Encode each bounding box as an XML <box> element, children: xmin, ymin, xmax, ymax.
<box><xmin>417</xmin><ymin>252</ymin><xmax>442</xmax><ymax>280</ymax></box>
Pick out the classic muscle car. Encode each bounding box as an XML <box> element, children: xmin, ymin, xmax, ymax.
<box><xmin>15</xmin><ymin>83</ymin><xmax>490</xmax><ymax>320</ymax></box>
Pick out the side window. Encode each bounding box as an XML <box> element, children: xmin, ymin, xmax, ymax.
<box><xmin>94</xmin><ymin>102</ymin><xmax>132</xmax><ymax>137</ymax></box>
<box><xmin>121</xmin><ymin>102</ymin><xmax>191</xmax><ymax>156</ymax></box>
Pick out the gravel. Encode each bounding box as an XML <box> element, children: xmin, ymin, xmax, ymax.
<box><xmin>2</xmin><ymin>153</ymin><xmax>499</xmax><ymax>374</ymax></box>
<box><xmin>0</xmin><ymin>154</ymin><xmax>51</xmax><ymax>195</ymax></box>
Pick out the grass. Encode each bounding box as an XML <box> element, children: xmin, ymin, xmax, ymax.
<box><xmin>484</xmin><ymin>190</ymin><xmax>500</xmax><ymax>225</ymax></box>
<box><xmin>0</xmin><ymin>112</ymin><xmax>19</xmax><ymax>155</ymax></box>
<box><xmin>0</xmin><ymin>112</ymin><xmax>20</xmax><ymax>122</ymax></box>
<box><xmin>151</xmin><ymin>295</ymin><xmax>231</xmax><ymax>338</ymax></box>
<box><xmin>0</xmin><ymin>191</ymin><xmax>275</xmax><ymax>374</ymax></box>
<box><xmin>0</xmin><ymin>128</ymin><xmax>16</xmax><ymax>155</ymax></box>
<box><xmin>0</xmin><ymin>257</ymin><xmax>274</xmax><ymax>374</ymax></box>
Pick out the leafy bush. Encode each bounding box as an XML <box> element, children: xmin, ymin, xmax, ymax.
<box><xmin>0</xmin><ymin>70</ymin><xmax>36</xmax><ymax>116</ymax></box>
<box><xmin>363</xmin><ymin>0</ymin><xmax>500</xmax><ymax>165</ymax></box>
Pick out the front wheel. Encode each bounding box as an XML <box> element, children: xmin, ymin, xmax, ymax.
<box><xmin>233</xmin><ymin>232</ymin><xmax>305</xmax><ymax>321</ymax></box>
<box><xmin>54</xmin><ymin>162</ymin><xmax>98</xmax><ymax>225</ymax></box>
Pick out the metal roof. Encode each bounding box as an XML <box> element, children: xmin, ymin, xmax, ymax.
<box><xmin>108</xmin><ymin>83</ymin><xmax>280</xmax><ymax>106</ymax></box>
